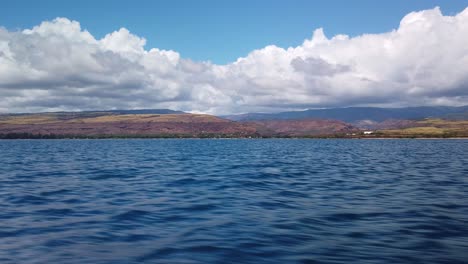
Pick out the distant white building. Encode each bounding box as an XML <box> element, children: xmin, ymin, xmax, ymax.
<box><xmin>363</xmin><ymin>131</ymin><xmax>374</xmax><ymax>135</ymax></box>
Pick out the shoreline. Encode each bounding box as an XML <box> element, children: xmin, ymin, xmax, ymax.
<box><xmin>1</xmin><ymin>136</ymin><xmax>468</xmax><ymax>140</ymax></box>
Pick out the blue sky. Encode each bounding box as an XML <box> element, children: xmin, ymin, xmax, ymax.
<box><xmin>1</xmin><ymin>1</ymin><xmax>468</xmax><ymax>113</ymax></box>
<box><xmin>2</xmin><ymin>0</ymin><xmax>468</xmax><ymax>64</ymax></box>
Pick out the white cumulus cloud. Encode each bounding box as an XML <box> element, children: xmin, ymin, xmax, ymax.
<box><xmin>0</xmin><ymin>7</ymin><xmax>468</xmax><ymax>114</ymax></box>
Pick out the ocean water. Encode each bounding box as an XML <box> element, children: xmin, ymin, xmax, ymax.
<box><xmin>0</xmin><ymin>139</ymin><xmax>467</xmax><ymax>264</ymax></box>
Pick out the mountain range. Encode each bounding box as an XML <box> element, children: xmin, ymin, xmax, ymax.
<box><xmin>1</xmin><ymin>105</ymin><xmax>468</xmax><ymax>138</ymax></box>
<box><xmin>225</xmin><ymin>106</ymin><xmax>468</xmax><ymax>123</ymax></box>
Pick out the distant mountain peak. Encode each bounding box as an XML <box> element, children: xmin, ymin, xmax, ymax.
<box><xmin>224</xmin><ymin>105</ymin><xmax>468</xmax><ymax>123</ymax></box>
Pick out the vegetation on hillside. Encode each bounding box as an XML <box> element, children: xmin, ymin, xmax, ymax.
<box><xmin>1</xmin><ymin>111</ymin><xmax>468</xmax><ymax>138</ymax></box>
<box><xmin>373</xmin><ymin>119</ymin><xmax>468</xmax><ymax>138</ymax></box>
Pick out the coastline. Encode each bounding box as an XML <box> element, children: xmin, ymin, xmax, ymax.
<box><xmin>1</xmin><ymin>135</ymin><xmax>467</xmax><ymax>140</ymax></box>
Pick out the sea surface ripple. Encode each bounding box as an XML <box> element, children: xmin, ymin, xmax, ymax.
<box><xmin>0</xmin><ymin>139</ymin><xmax>468</xmax><ymax>263</ymax></box>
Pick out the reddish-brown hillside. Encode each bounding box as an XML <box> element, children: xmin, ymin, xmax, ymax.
<box><xmin>247</xmin><ymin>119</ymin><xmax>358</xmax><ymax>136</ymax></box>
<box><xmin>0</xmin><ymin>112</ymin><xmax>361</xmax><ymax>138</ymax></box>
<box><xmin>0</xmin><ymin>113</ymin><xmax>257</xmax><ymax>137</ymax></box>
<box><xmin>353</xmin><ymin>119</ymin><xmax>418</xmax><ymax>130</ymax></box>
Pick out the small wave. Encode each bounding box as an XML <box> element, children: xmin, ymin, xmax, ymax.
<box><xmin>112</xmin><ymin>209</ymin><xmax>152</xmax><ymax>221</ymax></box>
<box><xmin>8</xmin><ymin>194</ymin><xmax>49</xmax><ymax>205</ymax></box>
<box><xmin>261</xmin><ymin>167</ymin><xmax>282</xmax><ymax>174</ymax></box>
<box><xmin>39</xmin><ymin>189</ymin><xmax>71</xmax><ymax>196</ymax></box>
<box><xmin>36</xmin><ymin>208</ymin><xmax>74</xmax><ymax>216</ymax></box>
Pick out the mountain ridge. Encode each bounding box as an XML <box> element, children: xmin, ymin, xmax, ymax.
<box><xmin>0</xmin><ymin>111</ymin><xmax>357</xmax><ymax>138</ymax></box>
<box><xmin>1</xmin><ymin>106</ymin><xmax>468</xmax><ymax>138</ymax></box>
<box><xmin>224</xmin><ymin>106</ymin><xmax>468</xmax><ymax>123</ymax></box>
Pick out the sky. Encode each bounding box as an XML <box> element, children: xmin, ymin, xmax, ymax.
<box><xmin>1</xmin><ymin>1</ymin><xmax>468</xmax><ymax>114</ymax></box>
<box><xmin>3</xmin><ymin>0</ymin><xmax>468</xmax><ymax>64</ymax></box>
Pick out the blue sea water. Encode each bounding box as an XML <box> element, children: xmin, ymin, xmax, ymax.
<box><xmin>0</xmin><ymin>139</ymin><xmax>468</xmax><ymax>264</ymax></box>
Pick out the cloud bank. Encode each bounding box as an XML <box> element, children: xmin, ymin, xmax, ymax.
<box><xmin>1</xmin><ymin>7</ymin><xmax>468</xmax><ymax>114</ymax></box>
